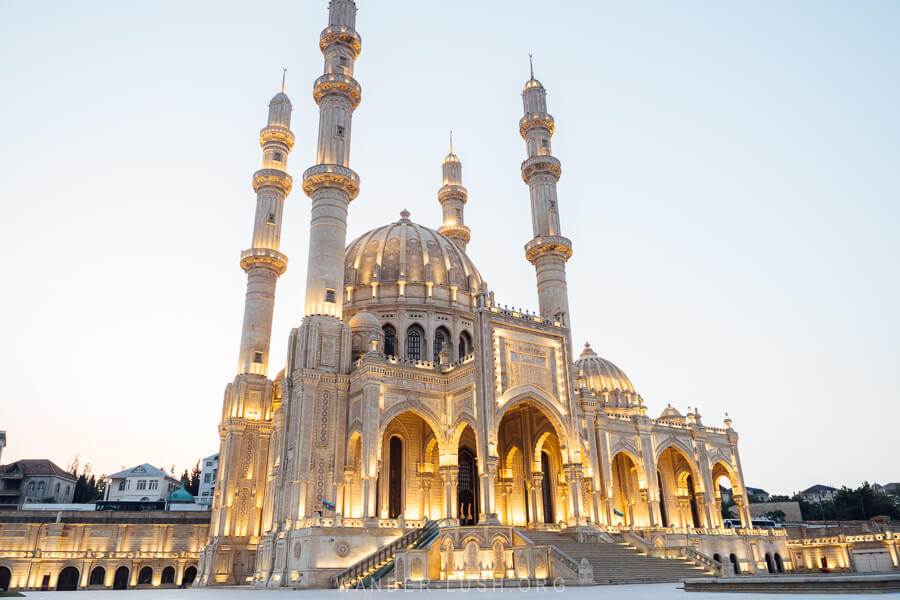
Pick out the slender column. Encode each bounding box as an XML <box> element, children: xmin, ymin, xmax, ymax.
<box><xmin>531</xmin><ymin>473</ymin><xmax>545</xmax><ymax>524</ymax></box>
<box><xmin>480</xmin><ymin>456</ymin><xmax>500</xmax><ymax>524</ymax></box>
<box><xmin>519</xmin><ymin>60</ymin><xmax>573</xmax><ymax>327</ymax></box>
<box><xmin>439</xmin><ymin>466</ymin><xmax>459</xmax><ymax>523</ymax></box>
<box><xmin>302</xmin><ymin>0</ymin><xmax>362</xmax><ymax>318</ymax></box>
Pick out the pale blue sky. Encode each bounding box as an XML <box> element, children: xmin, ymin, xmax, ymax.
<box><xmin>0</xmin><ymin>1</ymin><xmax>897</xmax><ymax>493</ymax></box>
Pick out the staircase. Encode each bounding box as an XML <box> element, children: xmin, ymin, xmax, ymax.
<box><xmin>330</xmin><ymin>520</ymin><xmax>442</xmax><ymax>589</ymax></box>
<box><xmin>520</xmin><ymin>530</ymin><xmax>713</xmax><ymax>585</ymax></box>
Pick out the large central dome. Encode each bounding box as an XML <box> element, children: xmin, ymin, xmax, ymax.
<box><xmin>343</xmin><ymin>210</ymin><xmax>483</xmax><ymax>314</ymax></box>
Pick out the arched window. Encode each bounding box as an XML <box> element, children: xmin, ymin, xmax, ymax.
<box><xmin>774</xmin><ymin>553</ymin><xmax>784</xmax><ymax>573</ymax></box>
<box><xmin>407</xmin><ymin>329</ymin><xmax>421</xmax><ymax>360</ymax></box>
<box><xmin>433</xmin><ymin>331</ymin><xmax>445</xmax><ymax>359</ymax></box>
<box><xmin>138</xmin><ymin>566</ymin><xmax>152</xmax><ymax>585</ymax></box>
<box><xmin>383</xmin><ymin>326</ymin><xmax>396</xmax><ymax>356</ymax></box>
<box><xmin>161</xmin><ymin>566</ymin><xmax>175</xmax><ymax>585</ymax></box>
<box><xmin>730</xmin><ymin>553</ymin><xmax>741</xmax><ymax>575</ymax></box>
<box><xmin>89</xmin><ymin>567</ymin><xmax>106</xmax><ymax>586</ymax></box>
<box><xmin>458</xmin><ymin>331</ymin><xmax>472</xmax><ymax>360</ymax></box>
<box><xmin>182</xmin><ymin>566</ymin><xmax>197</xmax><ymax>586</ymax></box>
<box><xmin>765</xmin><ymin>553</ymin><xmax>775</xmax><ymax>573</ymax></box>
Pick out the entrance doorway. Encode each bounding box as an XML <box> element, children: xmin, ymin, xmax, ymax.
<box><xmin>388</xmin><ymin>436</ymin><xmax>403</xmax><ymax>518</ymax></box>
<box><xmin>540</xmin><ymin>452</ymin><xmax>554</xmax><ymax>523</ymax></box>
<box><xmin>458</xmin><ymin>448</ymin><xmax>478</xmax><ymax>525</ymax></box>
<box><xmin>0</xmin><ymin>566</ymin><xmax>11</xmax><ymax>592</ymax></box>
<box><xmin>113</xmin><ymin>566</ymin><xmax>129</xmax><ymax>589</ymax></box>
<box><xmin>56</xmin><ymin>567</ymin><xmax>79</xmax><ymax>591</ymax></box>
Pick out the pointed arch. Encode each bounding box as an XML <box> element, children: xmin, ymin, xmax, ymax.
<box><xmin>494</xmin><ymin>388</ymin><xmax>571</xmax><ymax>457</ymax></box>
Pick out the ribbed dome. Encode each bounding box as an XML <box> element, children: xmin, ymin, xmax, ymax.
<box><xmin>343</xmin><ymin>210</ymin><xmax>483</xmax><ymax>311</ymax></box>
<box><xmin>575</xmin><ymin>342</ymin><xmax>635</xmax><ymax>393</ymax></box>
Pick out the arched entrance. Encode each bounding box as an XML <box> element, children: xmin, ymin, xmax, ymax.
<box><xmin>495</xmin><ymin>401</ymin><xmax>566</xmax><ymax>527</ymax></box>
<box><xmin>56</xmin><ymin>567</ymin><xmax>79</xmax><ymax>591</ymax></box>
<box><xmin>182</xmin><ymin>566</ymin><xmax>197</xmax><ymax>586</ymax></box>
<box><xmin>161</xmin><ymin>566</ymin><xmax>175</xmax><ymax>585</ymax></box>
<box><xmin>730</xmin><ymin>553</ymin><xmax>741</xmax><ymax>575</ymax></box>
<box><xmin>657</xmin><ymin>445</ymin><xmax>703</xmax><ymax>528</ymax></box>
<box><xmin>0</xmin><ymin>566</ymin><xmax>11</xmax><ymax>592</ymax></box>
<box><xmin>376</xmin><ymin>410</ymin><xmax>442</xmax><ymax>520</ymax></box>
<box><xmin>774</xmin><ymin>553</ymin><xmax>785</xmax><ymax>573</ymax></box>
<box><xmin>765</xmin><ymin>553</ymin><xmax>775</xmax><ymax>573</ymax></box>
<box><xmin>137</xmin><ymin>566</ymin><xmax>153</xmax><ymax>585</ymax></box>
<box><xmin>89</xmin><ymin>566</ymin><xmax>106</xmax><ymax>586</ymax></box>
<box><xmin>712</xmin><ymin>461</ymin><xmax>744</xmax><ymax>528</ymax></box>
<box><xmin>113</xmin><ymin>566</ymin><xmax>129</xmax><ymax>589</ymax></box>
<box><xmin>611</xmin><ymin>452</ymin><xmax>641</xmax><ymax>526</ymax></box>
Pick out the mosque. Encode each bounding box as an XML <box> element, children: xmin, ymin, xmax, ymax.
<box><xmin>195</xmin><ymin>0</ymin><xmax>790</xmax><ymax>588</ymax></box>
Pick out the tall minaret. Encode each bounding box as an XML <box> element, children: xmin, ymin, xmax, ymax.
<box><xmin>198</xmin><ymin>86</ymin><xmax>294</xmax><ymax>587</ymax></box>
<box><xmin>238</xmin><ymin>85</ymin><xmax>294</xmax><ymax>375</ymax></box>
<box><xmin>301</xmin><ymin>0</ymin><xmax>362</xmax><ymax>318</ymax></box>
<box><xmin>438</xmin><ymin>132</ymin><xmax>471</xmax><ymax>251</ymax></box>
<box><xmin>520</xmin><ymin>58</ymin><xmax>573</xmax><ymax>327</ymax></box>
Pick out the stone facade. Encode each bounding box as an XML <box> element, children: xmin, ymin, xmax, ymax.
<box><xmin>0</xmin><ymin>511</ymin><xmax>207</xmax><ymax>591</ymax></box>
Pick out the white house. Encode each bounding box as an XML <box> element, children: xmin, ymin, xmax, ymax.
<box><xmin>197</xmin><ymin>453</ymin><xmax>218</xmax><ymax>505</ymax></box>
<box><xmin>103</xmin><ymin>464</ymin><xmax>180</xmax><ymax>502</ymax></box>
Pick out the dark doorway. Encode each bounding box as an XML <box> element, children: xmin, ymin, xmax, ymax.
<box><xmin>765</xmin><ymin>553</ymin><xmax>775</xmax><ymax>573</ymax></box>
<box><xmin>774</xmin><ymin>553</ymin><xmax>784</xmax><ymax>573</ymax></box>
<box><xmin>182</xmin><ymin>566</ymin><xmax>197</xmax><ymax>586</ymax></box>
<box><xmin>161</xmin><ymin>566</ymin><xmax>175</xmax><ymax>585</ymax></box>
<box><xmin>113</xmin><ymin>566</ymin><xmax>129</xmax><ymax>589</ymax></box>
<box><xmin>137</xmin><ymin>566</ymin><xmax>153</xmax><ymax>585</ymax></box>
<box><xmin>657</xmin><ymin>471</ymin><xmax>668</xmax><ymax>526</ymax></box>
<box><xmin>41</xmin><ymin>574</ymin><xmax>50</xmax><ymax>591</ymax></box>
<box><xmin>713</xmin><ymin>553</ymin><xmax>721</xmax><ymax>563</ymax></box>
<box><xmin>89</xmin><ymin>566</ymin><xmax>106</xmax><ymax>586</ymax></box>
<box><xmin>457</xmin><ymin>448</ymin><xmax>478</xmax><ymax>525</ymax></box>
<box><xmin>687</xmin><ymin>474</ymin><xmax>701</xmax><ymax>527</ymax></box>
<box><xmin>388</xmin><ymin>436</ymin><xmax>403</xmax><ymax>518</ymax></box>
<box><xmin>541</xmin><ymin>452</ymin><xmax>554</xmax><ymax>524</ymax></box>
<box><xmin>0</xmin><ymin>566</ymin><xmax>11</xmax><ymax>592</ymax></box>
<box><xmin>56</xmin><ymin>567</ymin><xmax>79</xmax><ymax>591</ymax></box>
<box><xmin>730</xmin><ymin>553</ymin><xmax>740</xmax><ymax>575</ymax></box>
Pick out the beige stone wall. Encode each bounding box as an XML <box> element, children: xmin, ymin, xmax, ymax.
<box><xmin>748</xmin><ymin>501</ymin><xmax>802</xmax><ymax>523</ymax></box>
<box><xmin>0</xmin><ymin>511</ymin><xmax>208</xmax><ymax>590</ymax></box>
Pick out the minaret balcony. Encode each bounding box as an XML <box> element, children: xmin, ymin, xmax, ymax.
<box><xmin>438</xmin><ymin>184</ymin><xmax>467</xmax><ymax>203</ymax></box>
<box><xmin>438</xmin><ymin>223</ymin><xmax>471</xmax><ymax>245</ymax></box>
<box><xmin>519</xmin><ymin>112</ymin><xmax>555</xmax><ymax>138</ymax></box>
<box><xmin>252</xmin><ymin>169</ymin><xmax>292</xmax><ymax>194</ymax></box>
<box><xmin>521</xmin><ymin>155</ymin><xmax>561</xmax><ymax>182</ymax></box>
<box><xmin>259</xmin><ymin>125</ymin><xmax>295</xmax><ymax>151</ymax></box>
<box><xmin>240</xmin><ymin>248</ymin><xmax>288</xmax><ymax>275</ymax></box>
<box><xmin>319</xmin><ymin>25</ymin><xmax>362</xmax><ymax>57</ymax></box>
<box><xmin>313</xmin><ymin>73</ymin><xmax>361</xmax><ymax>109</ymax></box>
<box><xmin>302</xmin><ymin>164</ymin><xmax>360</xmax><ymax>200</ymax></box>
<box><xmin>524</xmin><ymin>235</ymin><xmax>573</xmax><ymax>264</ymax></box>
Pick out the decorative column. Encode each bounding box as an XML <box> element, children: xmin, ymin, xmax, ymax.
<box><xmin>480</xmin><ymin>456</ymin><xmax>500</xmax><ymax>524</ymax></box>
<box><xmin>519</xmin><ymin>58</ymin><xmax>573</xmax><ymax>329</ymax></box>
<box><xmin>563</xmin><ymin>463</ymin><xmax>586</xmax><ymax>526</ymax></box>
<box><xmin>531</xmin><ymin>473</ymin><xmax>545</xmax><ymax>525</ymax></box>
<box><xmin>437</xmin><ymin>133</ymin><xmax>471</xmax><ymax>252</ymax></box>
<box><xmin>439</xmin><ymin>466</ymin><xmax>459</xmax><ymax>524</ymax></box>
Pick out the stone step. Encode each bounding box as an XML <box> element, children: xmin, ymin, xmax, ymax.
<box><xmin>521</xmin><ymin>530</ymin><xmax>712</xmax><ymax>585</ymax></box>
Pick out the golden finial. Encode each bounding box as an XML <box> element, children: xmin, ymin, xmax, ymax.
<box><xmin>449</xmin><ymin>130</ymin><xmax>453</xmax><ymax>154</ymax></box>
<box><xmin>529</xmin><ymin>53</ymin><xmax>534</xmax><ymax>79</ymax></box>
<box><xmin>281</xmin><ymin>67</ymin><xmax>287</xmax><ymax>93</ymax></box>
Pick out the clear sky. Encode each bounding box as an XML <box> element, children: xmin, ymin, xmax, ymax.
<box><xmin>0</xmin><ymin>1</ymin><xmax>897</xmax><ymax>494</ymax></box>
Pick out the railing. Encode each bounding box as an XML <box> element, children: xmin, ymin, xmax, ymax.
<box><xmin>623</xmin><ymin>530</ymin><xmax>721</xmax><ymax>576</ymax></box>
<box><xmin>514</xmin><ymin>529</ymin><xmax>578</xmax><ymax>574</ymax></box>
<box><xmin>330</xmin><ymin>520</ymin><xmax>440</xmax><ymax>589</ymax></box>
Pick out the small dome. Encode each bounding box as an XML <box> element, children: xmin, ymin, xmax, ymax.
<box><xmin>349</xmin><ymin>309</ymin><xmax>379</xmax><ymax>330</ymax></box>
<box><xmin>443</xmin><ymin>152</ymin><xmax>460</xmax><ymax>164</ymax></box>
<box><xmin>658</xmin><ymin>404</ymin><xmax>685</xmax><ymax>421</ymax></box>
<box><xmin>523</xmin><ymin>78</ymin><xmax>544</xmax><ymax>91</ymax></box>
<box><xmin>575</xmin><ymin>342</ymin><xmax>635</xmax><ymax>393</ymax></box>
<box><xmin>270</xmin><ymin>92</ymin><xmax>291</xmax><ymax>105</ymax></box>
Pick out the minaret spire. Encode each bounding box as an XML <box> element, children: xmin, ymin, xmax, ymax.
<box><xmin>529</xmin><ymin>53</ymin><xmax>534</xmax><ymax>79</ymax></box>
<box><xmin>281</xmin><ymin>67</ymin><xmax>286</xmax><ymax>93</ymax></box>
<box><xmin>438</xmin><ymin>132</ymin><xmax>471</xmax><ymax>252</ymax></box>
<box><xmin>301</xmin><ymin>0</ymin><xmax>362</xmax><ymax>318</ymax></box>
<box><xmin>519</xmin><ymin>68</ymin><xmax>573</xmax><ymax>328</ymax></box>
